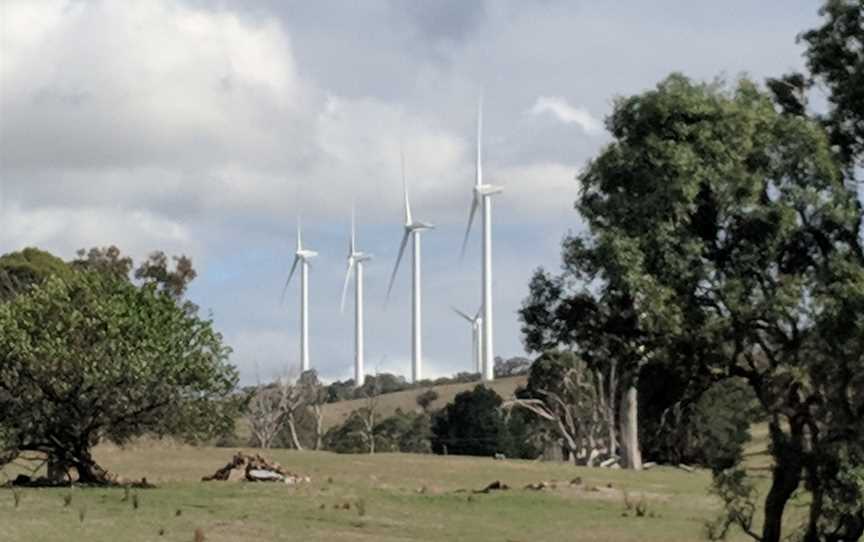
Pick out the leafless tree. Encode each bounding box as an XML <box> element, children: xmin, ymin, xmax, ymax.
<box><xmin>357</xmin><ymin>378</ymin><xmax>381</xmax><ymax>454</ymax></box>
<box><xmin>297</xmin><ymin>370</ymin><xmax>328</xmax><ymax>450</ymax></box>
<box><xmin>245</xmin><ymin>367</ymin><xmax>309</xmax><ymax>450</ymax></box>
<box><xmin>505</xmin><ymin>359</ymin><xmax>618</xmax><ymax>467</ymax></box>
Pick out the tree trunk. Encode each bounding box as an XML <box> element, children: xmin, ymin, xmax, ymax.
<box><xmin>762</xmin><ymin>422</ymin><xmax>803</xmax><ymax>542</ymax></box>
<box><xmin>313</xmin><ymin>405</ymin><xmax>323</xmax><ymax>451</ymax></box>
<box><xmin>73</xmin><ymin>453</ymin><xmax>111</xmax><ymax>485</ymax></box>
<box><xmin>287</xmin><ymin>415</ymin><xmax>303</xmax><ymax>451</ymax></box>
<box><xmin>46</xmin><ymin>455</ymin><xmax>68</xmax><ymax>482</ymax></box>
<box><xmin>618</xmin><ymin>385</ymin><xmax>642</xmax><ymax>470</ymax></box>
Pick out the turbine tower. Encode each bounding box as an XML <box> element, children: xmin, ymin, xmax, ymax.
<box><xmin>461</xmin><ymin>100</ymin><xmax>502</xmax><ymax>382</ymax></box>
<box><xmin>387</xmin><ymin>149</ymin><xmax>434</xmax><ymax>384</ymax></box>
<box><xmin>282</xmin><ymin>219</ymin><xmax>318</xmax><ymax>373</ymax></box>
<box><xmin>341</xmin><ymin>207</ymin><xmax>372</xmax><ymax>387</ymax></box>
<box><xmin>452</xmin><ymin>306</ymin><xmax>482</xmax><ymax>375</ymax></box>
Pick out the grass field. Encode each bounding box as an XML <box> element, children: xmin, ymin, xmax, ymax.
<box><xmin>1</xmin><ymin>440</ymin><xmax>779</xmax><ymax>542</ymax></box>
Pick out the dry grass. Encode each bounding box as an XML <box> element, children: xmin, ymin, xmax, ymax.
<box><xmin>0</xmin><ymin>441</ymin><xmax>777</xmax><ymax>542</ymax></box>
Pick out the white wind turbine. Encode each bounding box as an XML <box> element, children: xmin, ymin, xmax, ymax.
<box><xmin>387</xmin><ymin>149</ymin><xmax>434</xmax><ymax>383</ymax></box>
<box><xmin>340</xmin><ymin>207</ymin><xmax>372</xmax><ymax>387</ymax></box>
<box><xmin>452</xmin><ymin>306</ymin><xmax>483</xmax><ymax>375</ymax></box>
<box><xmin>461</xmin><ymin>100</ymin><xmax>502</xmax><ymax>382</ymax></box>
<box><xmin>282</xmin><ymin>219</ymin><xmax>318</xmax><ymax>373</ymax></box>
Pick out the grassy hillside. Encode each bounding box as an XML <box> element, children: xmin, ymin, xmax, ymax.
<box><xmin>235</xmin><ymin>376</ymin><xmax>527</xmax><ymax>443</ymax></box>
<box><xmin>321</xmin><ymin>375</ymin><xmax>527</xmax><ymax>429</ymax></box>
<box><xmin>0</xmin><ymin>442</ymin><xmax>769</xmax><ymax>542</ymax></box>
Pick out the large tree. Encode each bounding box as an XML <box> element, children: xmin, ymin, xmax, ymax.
<box><xmin>543</xmin><ymin>73</ymin><xmax>862</xmax><ymax>541</ymax></box>
<box><xmin>0</xmin><ymin>271</ymin><xmax>239</xmax><ymax>483</ymax></box>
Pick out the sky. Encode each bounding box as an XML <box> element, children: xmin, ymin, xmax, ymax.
<box><xmin>0</xmin><ymin>0</ymin><xmax>826</xmax><ymax>384</ymax></box>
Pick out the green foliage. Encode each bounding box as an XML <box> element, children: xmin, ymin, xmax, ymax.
<box><xmin>0</xmin><ymin>248</ymin><xmax>73</xmax><ymax>301</ymax></box>
<box><xmin>640</xmin><ymin>373</ymin><xmax>758</xmax><ymax>471</ymax></box>
<box><xmin>374</xmin><ymin>409</ymin><xmax>432</xmax><ymax>454</ymax></box>
<box><xmin>565</xmin><ymin>72</ymin><xmax>863</xmax><ymax>541</ymax></box>
<box><xmin>0</xmin><ymin>271</ymin><xmax>239</xmax><ymax>481</ymax></box>
<box><xmin>323</xmin><ymin>412</ymin><xmax>372</xmax><ymax>454</ymax></box>
<box><xmin>415</xmin><ymin>389</ymin><xmax>439</xmax><ymax>412</ymax></box>
<box><xmin>431</xmin><ymin>385</ymin><xmax>509</xmax><ymax>457</ymax></box>
<box><xmin>801</xmin><ymin>0</ymin><xmax>864</xmax><ymax>168</ymax></box>
<box><xmin>324</xmin><ymin>408</ymin><xmax>432</xmax><ymax>454</ymax></box>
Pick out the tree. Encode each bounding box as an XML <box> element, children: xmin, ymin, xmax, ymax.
<box><xmin>416</xmin><ymin>389</ymin><xmax>439</xmax><ymax>413</ymax></box>
<box><xmin>556</xmin><ymin>73</ymin><xmax>862</xmax><ymax>541</ymax></box>
<box><xmin>297</xmin><ymin>370</ymin><xmax>328</xmax><ymax>450</ymax></box>
<box><xmin>0</xmin><ymin>271</ymin><xmax>239</xmax><ymax>483</ymax></box>
<box><xmin>357</xmin><ymin>379</ymin><xmax>382</xmax><ymax>454</ymax></box>
<box><xmin>134</xmin><ymin>251</ymin><xmax>197</xmax><ymax>300</ymax></box>
<box><xmin>431</xmin><ymin>385</ymin><xmax>509</xmax><ymax>457</ymax></box>
<box><xmin>246</xmin><ymin>374</ymin><xmax>295</xmax><ymax>450</ymax></box>
<box><xmin>521</xmin><ymin>269</ymin><xmax>648</xmax><ymax>469</ymax></box>
<box><xmin>71</xmin><ymin>246</ymin><xmax>133</xmax><ymax>280</ymax></box>
<box><xmin>507</xmin><ymin>351</ymin><xmax>616</xmax><ymax>466</ymax></box>
<box><xmin>0</xmin><ymin>248</ymin><xmax>73</xmax><ymax>301</ymax></box>
<box><xmin>493</xmin><ymin>356</ymin><xmax>532</xmax><ymax>378</ymax></box>
<box><xmin>801</xmin><ymin>0</ymin><xmax>864</xmax><ymax>171</ymax></box>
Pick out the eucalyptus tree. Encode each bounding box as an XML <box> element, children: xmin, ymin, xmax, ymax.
<box><xmin>523</xmin><ymin>74</ymin><xmax>863</xmax><ymax>541</ymax></box>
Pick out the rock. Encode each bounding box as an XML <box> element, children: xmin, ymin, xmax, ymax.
<box><xmin>247</xmin><ymin>469</ymin><xmax>284</xmax><ymax>482</ymax></box>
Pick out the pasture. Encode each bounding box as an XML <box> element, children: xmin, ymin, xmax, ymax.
<box><xmin>1</xmin><ymin>440</ymin><xmax>776</xmax><ymax>542</ymax></box>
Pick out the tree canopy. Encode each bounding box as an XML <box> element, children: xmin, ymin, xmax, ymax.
<box><xmin>0</xmin><ymin>271</ymin><xmax>239</xmax><ymax>483</ymax></box>
<box><xmin>541</xmin><ymin>72</ymin><xmax>861</xmax><ymax>541</ymax></box>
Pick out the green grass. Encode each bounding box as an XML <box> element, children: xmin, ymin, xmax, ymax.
<box><xmin>1</xmin><ymin>441</ymin><xmax>766</xmax><ymax>542</ymax></box>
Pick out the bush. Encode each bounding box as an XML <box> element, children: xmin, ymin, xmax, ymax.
<box><xmin>431</xmin><ymin>385</ymin><xmax>509</xmax><ymax>457</ymax></box>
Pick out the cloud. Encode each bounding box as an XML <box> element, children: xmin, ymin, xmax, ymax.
<box><xmin>0</xmin><ymin>0</ymin><xmax>817</xmax><ymax>382</ymax></box>
<box><xmin>528</xmin><ymin>96</ymin><xmax>604</xmax><ymax>135</ymax></box>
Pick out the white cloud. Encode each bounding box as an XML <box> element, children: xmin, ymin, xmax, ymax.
<box><xmin>528</xmin><ymin>96</ymin><xmax>604</xmax><ymax>135</ymax></box>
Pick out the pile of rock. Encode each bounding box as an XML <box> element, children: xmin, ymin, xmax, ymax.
<box><xmin>202</xmin><ymin>452</ymin><xmax>310</xmax><ymax>484</ymax></box>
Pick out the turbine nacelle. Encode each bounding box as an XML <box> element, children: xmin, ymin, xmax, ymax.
<box><xmin>348</xmin><ymin>252</ymin><xmax>373</xmax><ymax>264</ymax></box>
<box><xmin>406</xmin><ymin>221</ymin><xmax>435</xmax><ymax>232</ymax></box>
<box><xmin>475</xmin><ymin>184</ymin><xmax>503</xmax><ymax>197</ymax></box>
<box><xmin>296</xmin><ymin>249</ymin><xmax>318</xmax><ymax>261</ymax></box>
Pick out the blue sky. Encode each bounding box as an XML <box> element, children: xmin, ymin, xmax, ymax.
<box><xmin>0</xmin><ymin>0</ymin><xmax>827</xmax><ymax>384</ymax></box>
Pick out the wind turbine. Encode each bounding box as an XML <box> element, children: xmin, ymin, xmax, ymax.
<box><xmin>340</xmin><ymin>207</ymin><xmax>372</xmax><ymax>387</ymax></box>
<box><xmin>387</xmin><ymin>149</ymin><xmax>434</xmax><ymax>384</ymax></box>
<box><xmin>282</xmin><ymin>219</ymin><xmax>318</xmax><ymax>373</ymax></box>
<box><xmin>461</xmin><ymin>99</ymin><xmax>502</xmax><ymax>382</ymax></box>
<box><xmin>452</xmin><ymin>306</ymin><xmax>482</xmax><ymax>375</ymax></box>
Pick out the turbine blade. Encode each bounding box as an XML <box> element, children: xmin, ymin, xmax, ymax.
<box><xmin>386</xmin><ymin>230</ymin><xmax>410</xmax><ymax>303</ymax></box>
<box><xmin>340</xmin><ymin>259</ymin><xmax>354</xmax><ymax>313</ymax></box>
<box><xmin>460</xmin><ymin>196</ymin><xmax>479</xmax><ymax>260</ymax></box>
<box><xmin>401</xmin><ymin>145</ymin><xmax>412</xmax><ymax>225</ymax></box>
<box><xmin>296</xmin><ymin>216</ymin><xmax>303</xmax><ymax>251</ymax></box>
<box><xmin>451</xmin><ymin>306</ymin><xmax>473</xmax><ymax>322</ymax></box>
<box><xmin>281</xmin><ymin>255</ymin><xmax>300</xmax><ymax>304</ymax></box>
<box><xmin>474</xmin><ymin>306</ymin><xmax>482</xmax><ymax>320</ymax></box>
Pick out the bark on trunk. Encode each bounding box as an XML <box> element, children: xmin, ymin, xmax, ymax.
<box><xmin>313</xmin><ymin>405</ymin><xmax>323</xmax><ymax>451</ymax></box>
<box><xmin>618</xmin><ymin>385</ymin><xmax>642</xmax><ymax>470</ymax></box>
<box><xmin>46</xmin><ymin>456</ymin><xmax>68</xmax><ymax>482</ymax></box>
<box><xmin>73</xmin><ymin>454</ymin><xmax>111</xmax><ymax>485</ymax></box>
<box><xmin>761</xmin><ymin>422</ymin><xmax>803</xmax><ymax>542</ymax></box>
<box><xmin>287</xmin><ymin>415</ymin><xmax>303</xmax><ymax>451</ymax></box>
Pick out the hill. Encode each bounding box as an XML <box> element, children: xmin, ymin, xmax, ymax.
<box><xmin>320</xmin><ymin>375</ymin><xmax>527</xmax><ymax>429</ymax></box>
